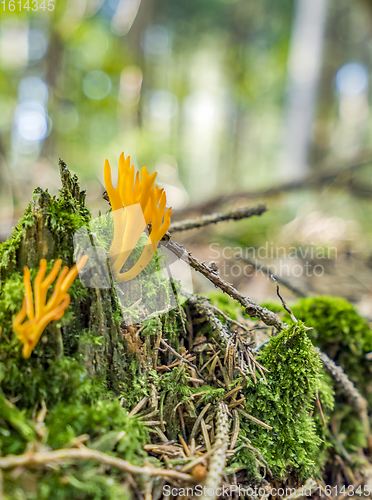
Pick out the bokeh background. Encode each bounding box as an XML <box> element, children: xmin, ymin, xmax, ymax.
<box><xmin>1</xmin><ymin>0</ymin><xmax>372</xmax><ymax>313</ymax></box>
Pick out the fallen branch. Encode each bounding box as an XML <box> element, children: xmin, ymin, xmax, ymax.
<box><xmin>188</xmin><ymin>295</ymin><xmax>268</xmax><ymax>384</ymax></box>
<box><xmin>315</xmin><ymin>347</ymin><xmax>370</xmax><ymax>436</ymax></box>
<box><xmin>158</xmin><ymin>338</ymin><xmax>206</xmax><ymax>381</ymax></box>
<box><xmin>169</xmin><ymin>205</ymin><xmax>267</xmax><ymax>232</ymax></box>
<box><xmin>236</xmin><ymin>256</ymin><xmax>307</xmax><ymax>298</ymax></box>
<box><xmin>167</xmin><ymin>240</ymin><xmax>284</xmax><ymax>330</ymax></box>
<box><xmin>173</xmin><ymin>158</ymin><xmax>372</xmax><ymax>217</ymax></box>
<box><xmin>0</xmin><ymin>446</ymin><xmax>194</xmax><ymax>482</ymax></box>
<box><xmin>187</xmin><ymin>295</ymin><xmax>233</xmax><ymax>346</ymax></box>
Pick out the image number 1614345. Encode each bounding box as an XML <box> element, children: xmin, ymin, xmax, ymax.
<box><xmin>0</xmin><ymin>0</ymin><xmax>54</xmax><ymax>11</ymax></box>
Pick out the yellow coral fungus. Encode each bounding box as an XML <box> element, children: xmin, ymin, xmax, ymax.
<box><xmin>13</xmin><ymin>255</ymin><xmax>88</xmax><ymax>359</ymax></box>
<box><xmin>104</xmin><ymin>153</ymin><xmax>172</xmax><ymax>282</ymax></box>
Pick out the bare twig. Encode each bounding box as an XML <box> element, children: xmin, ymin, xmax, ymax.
<box><xmin>158</xmin><ymin>339</ymin><xmax>205</xmax><ymax>381</ymax></box>
<box><xmin>315</xmin><ymin>347</ymin><xmax>370</xmax><ymax>436</ymax></box>
<box><xmin>237</xmin><ymin>256</ymin><xmax>307</xmax><ymax>298</ymax></box>
<box><xmin>238</xmin><ymin>409</ymin><xmax>273</xmax><ymax>430</ymax></box>
<box><xmin>167</xmin><ymin>241</ymin><xmax>284</xmax><ymax>330</ymax></box>
<box><xmin>173</xmin><ymin>158</ymin><xmax>372</xmax><ymax>217</ymax></box>
<box><xmin>190</xmin><ymin>403</ymin><xmax>211</xmax><ymax>442</ymax></box>
<box><xmin>169</xmin><ymin>205</ymin><xmax>267</xmax><ymax>232</ymax></box>
<box><xmin>0</xmin><ymin>446</ymin><xmax>194</xmax><ymax>482</ymax></box>
<box><xmin>272</xmin><ymin>276</ymin><xmax>298</xmax><ymax>323</ymax></box>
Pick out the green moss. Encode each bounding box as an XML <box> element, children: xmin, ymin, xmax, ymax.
<box><xmin>46</xmin><ymin>399</ymin><xmax>149</xmax><ymax>462</ymax></box>
<box><xmin>2</xmin><ymin>397</ymin><xmax>149</xmax><ymax>500</ymax></box>
<box><xmin>261</xmin><ymin>296</ymin><xmax>372</xmax><ymax>401</ymax></box>
<box><xmin>208</xmin><ymin>292</ymin><xmax>249</xmax><ymax>320</ymax></box>
<box><xmin>261</xmin><ymin>296</ymin><xmax>372</xmax><ymax>455</ymax></box>
<box><xmin>290</xmin><ymin>296</ymin><xmax>372</xmax><ymax>403</ymax></box>
<box><xmin>0</xmin><ymin>391</ymin><xmax>35</xmax><ymax>455</ymax></box>
<box><xmin>0</xmin><ymin>355</ymin><xmax>105</xmax><ymax>410</ymax></box>
<box><xmin>235</xmin><ymin>322</ymin><xmax>324</xmax><ymax>481</ymax></box>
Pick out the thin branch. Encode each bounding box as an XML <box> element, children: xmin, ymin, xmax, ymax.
<box><xmin>207</xmin><ymin>303</ymin><xmax>255</xmax><ymax>336</ymax></box>
<box><xmin>238</xmin><ymin>409</ymin><xmax>273</xmax><ymax>430</ymax></box>
<box><xmin>173</xmin><ymin>158</ymin><xmax>372</xmax><ymax>218</ymax></box>
<box><xmin>189</xmin><ymin>403</ymin><xmax>211</xmax><ymax>442</ymax></box>
<box><xmin>272</xmin><ymin>276</ymin><xmax>298</xmax><ymax>323</ymax></box>
<box><xmin>169</xmin><ymin>205</ymin><xmax>267</xmax><ymax>232</ymax></box>
<box><xmin>167</xmin><ymin>240</ymin><xmax>284</xmax><ymax>330</ymax></box>
<box><xmin>158</xmin><ymin>338</ymin><xmax>206</xmax><ymax>381</ymax></box>
<box><xmin>236</xmin><ymin>256</ymin><xmax>307</xmax><ymax>298</ymax></box>
<box><xmin>315</xmin><ymin>347</ymin><xmax>370</xmax><ymax>436</ymax></box>
<box><xmin>0</xmin><ymin>446</ymin><xmax>194</xmax><ymax>482</ymax></box>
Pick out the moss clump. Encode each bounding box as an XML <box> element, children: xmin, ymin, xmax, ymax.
<box><xmin>2</xmin><ymin>397</ymin><xmax>150</xmax><ymax>500</ymax></box>
<box><xmin>46</xmin><ymin>399</ymin><xmax>149</xmax><ymax>462</ymax></box>
<box><xmin>290</xmin><ymin>296</ymin><xmax>372</xmax><ymax>403</ymax></box>
<box><xmin>261</xmin><ymin>296</ymin><xmax>372</xmax><ymax>455</ymax></box>
<box><xmin>208</xmin><ymin>292</ymin><xmax>250</xmax><ymax>320</ymax></box>
<box><xmin>0</xmin><ymin>170</ymin><xmax>90</xmax><ymax>285</ymax></box>
<box><xmin>233</xmin><ymin>322</ymin><xmax>324</xmax><ymax>481</ymax></box>
<box><xmin>260</xmin><ymin>296</ymin><xmax>372</xmax><ymax>402</ymax></box>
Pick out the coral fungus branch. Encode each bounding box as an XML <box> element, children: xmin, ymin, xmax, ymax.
<box><xmin>13</xmin><ymin>255</ymin><xmax>88</xmax><ymax>358</ymax></box>
<box><xmin>103</xmin><ymin>153</ymin><xmax>172</xmax><ymax>282</ymax></box>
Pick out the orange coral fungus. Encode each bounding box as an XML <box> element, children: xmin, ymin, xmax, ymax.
<box><xmin>13</xmin><ymin>255</ymin><xmax>88</xmax><ymax>359</ymax></box>
<box><xmin>103</xmin><ymin>153</ymin><xmax>172</xmax><ymax>282</ymax></box>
